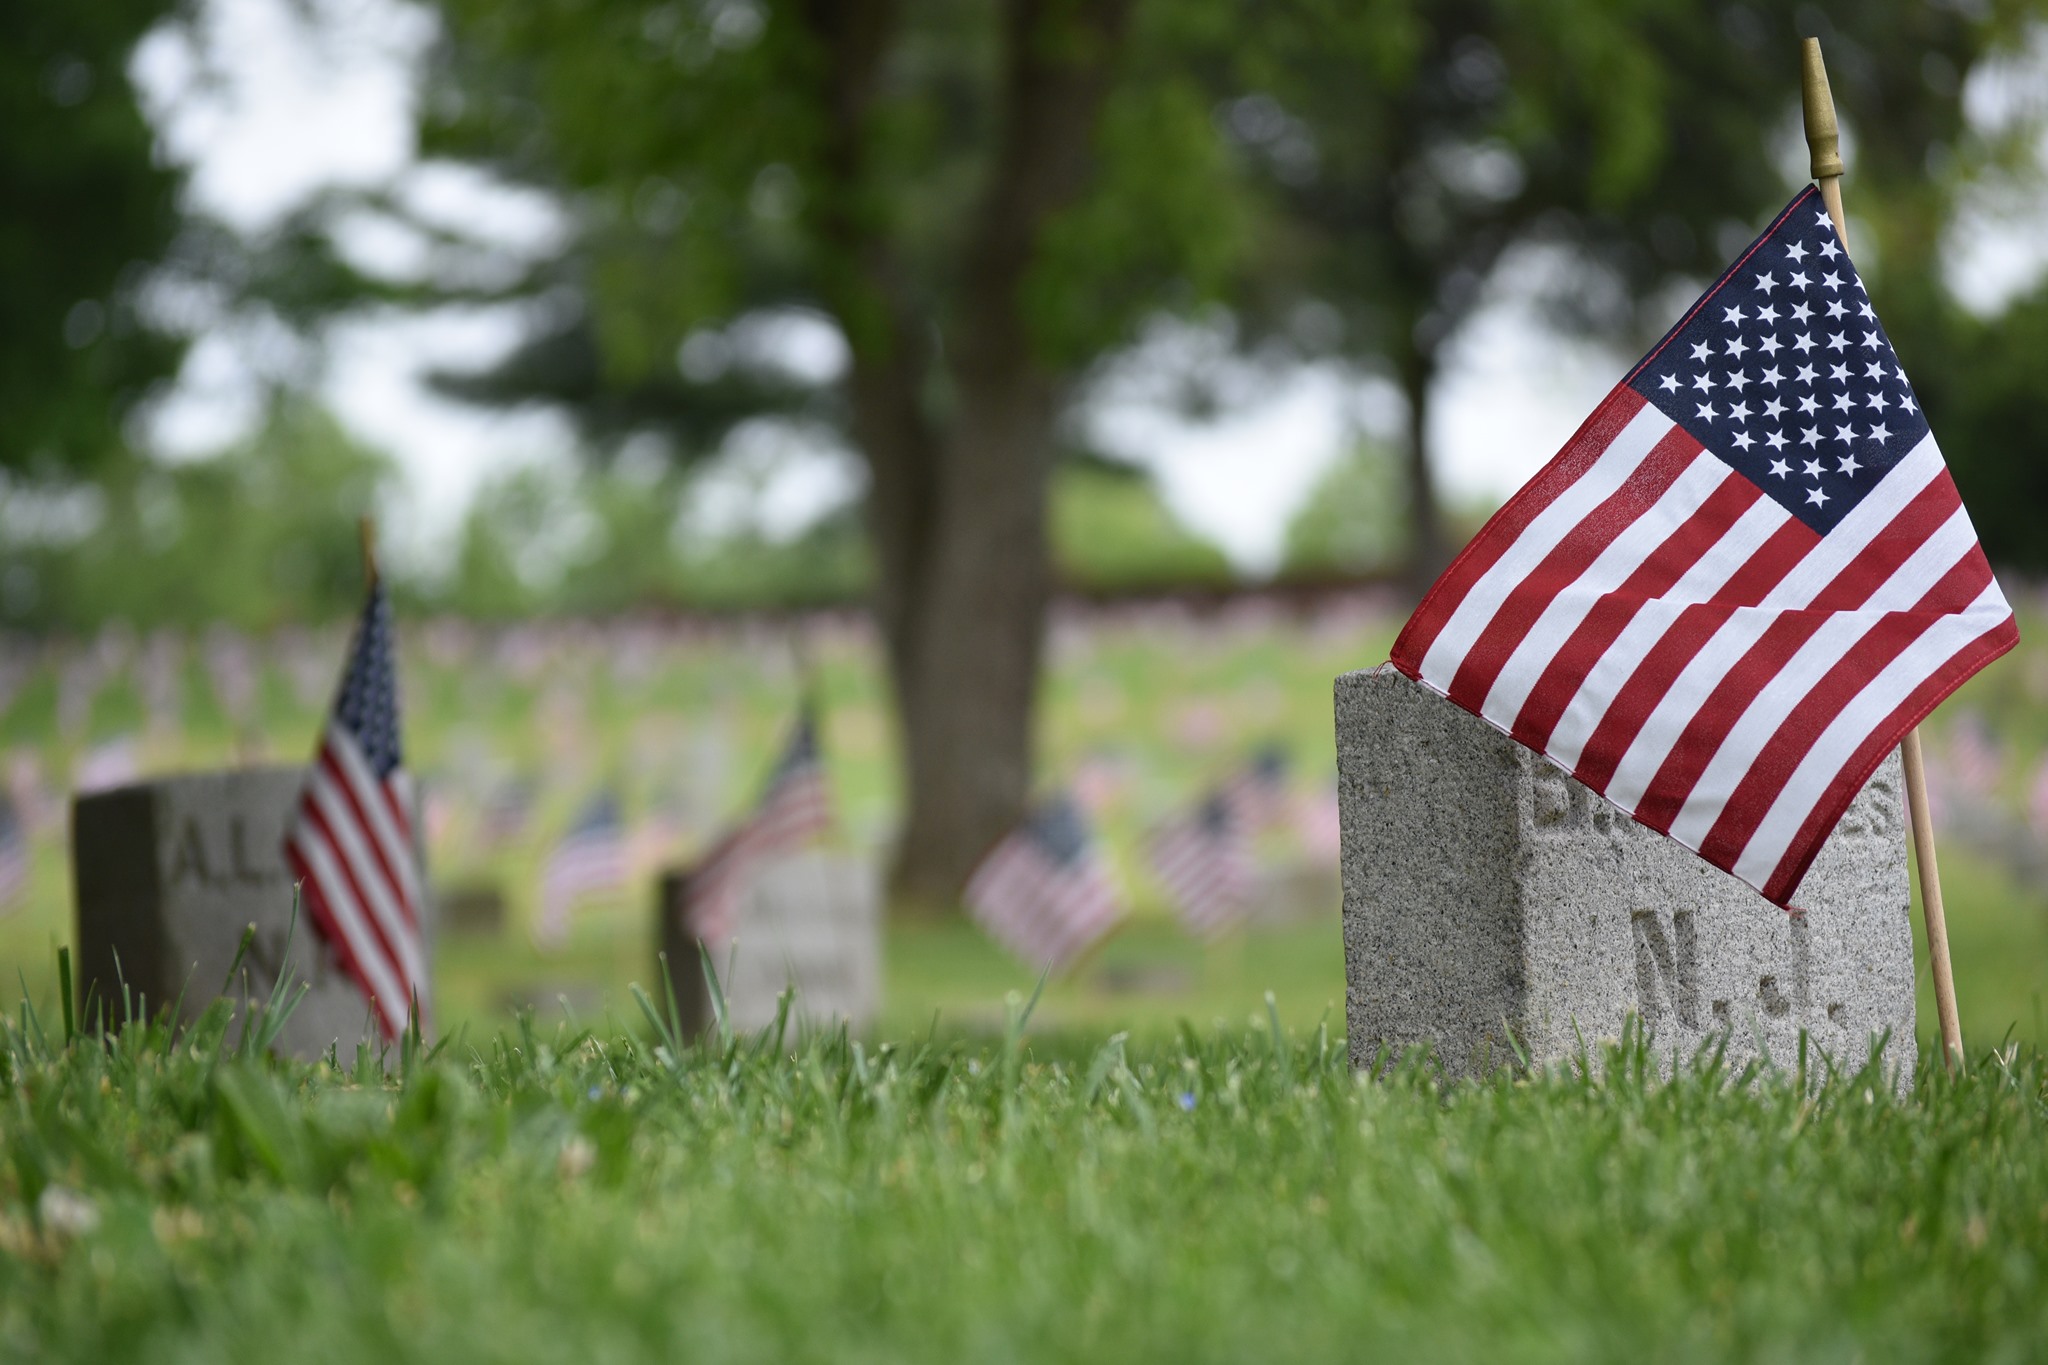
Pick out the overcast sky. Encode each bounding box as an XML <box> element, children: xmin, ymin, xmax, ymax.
<box><xmin>126</xmin><ymin>0</ymin><xmax>2048</xmax><ymax>578</ymax></box>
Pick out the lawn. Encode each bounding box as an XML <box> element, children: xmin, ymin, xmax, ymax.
<box><xmin>1</xmin><ymin>984</ymin><xmax>2044</xmax><ymax>1363</ymax></box>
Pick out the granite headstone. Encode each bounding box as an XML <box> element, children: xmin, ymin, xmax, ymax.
<box><xmin>1336</xmin><ymin>666</ymin><xmax>1916</xmax><ymax>1081</ymax></box>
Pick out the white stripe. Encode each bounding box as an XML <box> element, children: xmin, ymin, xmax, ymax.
<box><xmin>1481</xmin><ymin>453</ymin><xmax>1732</xmax><ymax>730</ymax></box>
<box><xmin>1547</xmin><ymin>495</ymin><xmax>1792</xmax><ymax>769</ymax></box>
<box><xmin>1733</xmin><ymin>581</ymin><xmax>2014</xmax><ymax>888</ymax></box>
<box><xmin>327</xmin><ymin>727</ymin><xmax>424</xmax><ymax>911</ymax></box>
<box><xmin>1664</xmin><ymin>507</ymin><xmax>1979</xmax><ymax>847</ymax></box>
<box><xmin>308</xmin><ymin>767</ymin><xmax>428</xmax><ymax>991</ymax></box>
<box><xmin>288</xmin><ymin>825</ymin><xmax>408</xmax><ymax>1035</ymax></box>
<box><xmin>1602</xmin><ymin>442</ymin><xmax>1951</xmax><ymax>813</ymax></box>
<box><xmin>1420</xmin><ymin>403</ymin><xmax>1676</xmax><ymax>686</ymax></box>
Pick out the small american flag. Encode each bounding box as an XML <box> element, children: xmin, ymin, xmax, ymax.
<box><xmin>966</xmin><ymin>792</ymin><xmax>1123</xmax><ymax>970</ymax></box>
<box><xmin>1219</xmin><ymin>744</ymin><xmax>1291</xmax><ymax>833</ymax></box>
<box><xmin>537</xmin><ymin>792</ymin><xmax>631</xmax><ymax>946</ymax></box>
<box><xmin>1393</xmin><ymin>186</ymin><xmax>2017</xmax><ymax>907</ymax></box>
<box><xmin>284</xmin><ymin>582</ymin><xmax>429</xmax><ymax>1040</ymax></box>
<box><xmin>1147</xmin><ymin>790</ymin><xmax>1254</xmax><ymax>938</ymax></box>
<box><xmin>0</xmin><ymin>793</ymin><xmax>26</xmax><ymax>913</ymax></box>
<box><xmin>683</xmin><ymin>709</ymin><xmax>832</xmax><ymax>944</ymax></box>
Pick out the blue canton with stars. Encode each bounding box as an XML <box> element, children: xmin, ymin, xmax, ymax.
<box><xmin>332</xmin><ymin>582</ymin><xmax>404</xmax><ymax>779</ymax></box>
<box><xmin>1627</xmin><ymin>186</ymin><xmax>1927</xmax><ymax>535</ymax></box>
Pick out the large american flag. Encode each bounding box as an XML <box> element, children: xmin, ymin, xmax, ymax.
<box><xmin>682</xmin><ymin>709</ymin><xmax>832</xmax><ymax>944</ymax></box>
<box><xmin>1393</xmin><ymin>185</ymin><xmax>2017</xmax><ymax>907</ymax></box>
<box><xmin>966</xmin><ymin>792</ymin><xmax>1123</xmax><ymax>970</ymax></box>
<box><xmin>536</xmin><ymin>792</ymin><xmax>631</xmax><ymax>946</ymax></box>
<box><xmin>284</xmin><ymin>582</ymin><xmax>429</xmax><ymax>1040</ymax></box>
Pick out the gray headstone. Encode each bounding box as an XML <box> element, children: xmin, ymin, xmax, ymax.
<box><xmin>1336</xmin><ymin>666</ymin><xmax>1915</xmax><ymax>1081</ymax></box>
<box><xmin>71</xmin><ymin>767</ymin><xmax>418</xmax><ymax>1058</ymax></box>
<box><xmin>656</xmin><ymin>851</ymin><xmax>881</xmax><ymax>1039</ymax></box>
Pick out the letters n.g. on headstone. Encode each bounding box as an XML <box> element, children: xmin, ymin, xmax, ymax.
<box><xmin>1335</xmin><ymin>666</ymin><xmax>1917</xmax><ymax>1081</ymax></box>
<box><xmin>656</xmin><ymin>850</ymin><xmax>881</xmax><ymax>1040</ymax></box>
<box><xmin>72</xmin><ymin>767</ymin><xmax>404</xmax><ymax>1059</ymax></box>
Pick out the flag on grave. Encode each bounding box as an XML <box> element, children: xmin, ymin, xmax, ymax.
<box><xmin>537</xmin><ymin>792</ymin><xmax>631</xmax><ymax>945</ymax></box>
<box><xmin>966</xmin><ymin>792</ymin><xmax>1123</xmax><ymax>970</ymax></box>
<box><xmin>683</xmin><ymin>707</ymin><xmax>833</xmax><ymax>945</ymax></box>
<box><xmin>1147</xmin><ymin>790</ymin><xmax>1254</xmax><ymax>939</ymax></box>
<box><xmin>284</xmin><ymin>581</ymin><xmax>430</xmax><ymax>1040</ymax></box>
<box><xmin>0</xmin><ymin>793</ymin><xmax>25</xmax><ymax>912</ymax></box>
<box><xmin>1392</xmin><ymin>185</ymin><xmax>2017</xmax><ymax>908</ymax></box>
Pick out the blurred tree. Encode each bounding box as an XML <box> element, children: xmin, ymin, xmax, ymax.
<box><xmin>407</xmin><ymin>0</ymin><xmax>1245</xmax><ymax>905</ymax></box>
<box><xmin>1225</xmin><ymin>2</ymin><xmax>2037</xmax><ymax>590</ymax></box>
<box><xmin>1</xmin><ymin>3</ymin><xmax>185</xmax><ymax>473</ymax></box>
<box><xmin>1053</xmin><ymin>457</ymin><xmax>1233</xmax><ymax>592</ymax></box>
<box><xmin>0</xmin><ymin>405</ymin><xmax>391</xmax><ymax>630</ymax></box>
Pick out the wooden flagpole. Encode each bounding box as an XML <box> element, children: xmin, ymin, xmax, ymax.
<box><xmin>1800</xmin><ymin>38</ymin><xmax>1965</xmax><ymax>1072</ymax></box>
<box><xmin>358</xmin><ymin>515</ymin><xmax>381</xmax><ymax>588</ymax></box>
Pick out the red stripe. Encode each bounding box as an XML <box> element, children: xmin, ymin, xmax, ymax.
<box><xmin>1446</xmin><ymin>428</ymin><xmax>1704</xmax><ymax>712</ymax></box>
<box><xmin>297</xmin><ymin>799</ymin><xmax>411</xmax><ymax>998</ymax></box>
<box><xmin>1571</xmin><ymin>517</ymin><xmax>1817</xmax><ymax>793</ymax></box>
<box><xmin>1629</xmin><ymin>476</ymin><xmax>1962</xmax><ymax>832</ymax></box>
<box><xmin>1761</xmin><ymin>612</ymin><xmax>2020</xmax><ymax>905</ymax></box>
<box><xmin>1393</xmin><ymin>387</ymin><xmax>1648</xmax><ymax>674</ymax></box>
<box><xmin>1699</xmin><ymin>553</ymin><xmax>1995</xmax><ymax>871</ymax></box>
<box><xmin>1510</xmin><ymin>476</ymin><xmax>1763</xmax><ymax>750</ymax></box>
<box><xmin>321</xmin><ymin>749</ymin><xmax>420</xmax><ymax>934</ymax></box>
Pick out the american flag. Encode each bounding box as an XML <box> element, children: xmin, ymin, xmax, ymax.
<box><xmin>966</xmin><ymin>792</ymin><xmax>1123</xmax><ymax>970</ymax></box>
<box><xmin>1220</xmin><ymin>744</ymin><xmax>1291</xmax><ymax>832</ymax></box>
<box><xmin>283</xmin><ymin>582</ymin><xmax>429</xmax><ymax>1040</ymax></box>
<box><xmin>536</xmin><ymin>792</ymin><xmax>631</xmax><ymax>946</ymax></box>
<box><xmin>0</xmin><ymin>793</ymin><xmax>25</xmax><ymax>913</ymax></box>
<box><xmin>1147</xmin><ymin>790</ymin><xmax>1254</xmax><ymax>938</ymax></box>
<box><xmin>682</xmin><ymin>709</ymin><xmax>832</xmax><ymax>944</ymax></box>
<box><xmin>1393</xmin><ymin>186</ymin><xmax>2017</xmax><ymax>908</ymax></box>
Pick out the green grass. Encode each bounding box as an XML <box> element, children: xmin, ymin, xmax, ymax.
<box><xmin>2</xmin><ymin>983</ymin><xmax>2045</xmax><ymax>1363</ymax></box>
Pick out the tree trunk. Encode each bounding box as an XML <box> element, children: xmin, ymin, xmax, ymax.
<box><xmin>1397</xmin><ymin>341</ymin><xmax>1450</xmax><ymax>597</ymax></box>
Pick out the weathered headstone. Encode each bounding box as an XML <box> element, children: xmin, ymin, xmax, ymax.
<box><xmin>1336</xmin><ymin>666</ymin><xmax>1915</xmax><ymax>1080</ymax></box>
<box><xmin>656</xmin><ymin>851</ymin><xmax>881</xmax><ymax>1039</ymax></box>
<box><xmin>72</xmin><ymin>767</ymin><xmax>413</xmax><ymax>1058</ymax></box>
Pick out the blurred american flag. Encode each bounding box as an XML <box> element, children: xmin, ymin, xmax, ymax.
<box><xmin>966</xmin><ymin>792</ymin><xmax>1123</xmax><ymax>971</ymax></box>
<box><xmin>683</xmin><ymin>708</ymin><xmax>833</xmax><ymax>945</ymax></box>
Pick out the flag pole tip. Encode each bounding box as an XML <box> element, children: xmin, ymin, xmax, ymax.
<box><xmin>1800</xmin><ymin>37</ymin><xmax>1844</xmax><ymax>181</ymax></box>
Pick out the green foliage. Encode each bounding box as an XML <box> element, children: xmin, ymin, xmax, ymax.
<box><xmin>0</xmin><ymin>406</ymin><xmax>390</xmax><ymax>630</ymax></box>
<box><xmin>1053</xmin><ymin>460</ymin><xmax>1233</xmax><ymax>591</ymax></box>
<box><xmin>2</xmin><ymin>988</ymin><xmax>2046</xmax><ymax>1363</ymax></box>
<box><xmin>0</xmin><ymin>2</ymin><xmax>185</xmax><ymax>474</ymax></box>
<box><xmin>1282</xmin><ymin>440</ymin><xmax>1409</xmax><ymax>577</ymax></box>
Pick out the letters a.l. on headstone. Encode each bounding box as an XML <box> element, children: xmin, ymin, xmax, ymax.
<box><xmin>1336</xmin><ymin>666</ymin><xmax>1916</xmax><ymax>1080</ymax></box>
<box><xmin>72</xmin><ymin>767</ymin><xmax>404</xmax><ymax>1058</ymax></box>
<box><xmin>656</xmin><ymin>851</ymin><xmax>881</xmax><ymax>1040</ymax></box>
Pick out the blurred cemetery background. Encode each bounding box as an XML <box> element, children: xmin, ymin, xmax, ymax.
<box><xmin>6</xmin><ymin>0</ymin><xmax>2048</xmax><ymax>1043</ymax></box>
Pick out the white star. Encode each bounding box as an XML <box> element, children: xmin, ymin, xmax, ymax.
<box><xmin>1871</xmin><ymin>423</ymin><xmax>1891</xmax><ymax>443</ymax></box>
<box><xmin>1757</xmin><ymin>303</ymin><xmax>1780</xmax><ymax>324</ymax></box>
<box><xmin>1791</xmin><ymin>300</ymin><xmax>1813</xmax><ymax>323</ymax></box>
<box><xmin>1787</xmin><ymin>241</ymin><xmax>1810</xmax><ymax>263</ymax></box>
<box><xmin>1726</xmin><ymin>370</ymin><xmax>1753</xmax><ymax>392</ymax></box>
<box><xmin>1864</xmin><ymin>360</ymin><xmax>1887</xmax><ymax>380</ymax></box>
<box><xmin>1725</xmin><ymin>335</ymin><xmax>1750</xmax><ymax>359</ymax></box>
<box><xmin>1859</xmin><ymin>332</ymin><xmax>1882</xmax><ymax>350</ymax></box>
<box><xmin>1732</xmin><ymin>430</ymin><xmax>1755</xmax><ymax>451</ymax></box>
<box><xmin>1822</xmin><ymin>270</ymin><xmax>1844</xmax><ymax>290</ymax></box>
<box><xmin>1759</xmin><ymin>335</ymin><xmax>1782</xmax><ymax>357</ymax></box>
<box><xmin>1807</xmin><ymin>485</ymin><xmax>1830</xmax><ymax>508</ymax></box>
<box><xmin>1690</xmin><ymin>340</ymin><xmax>1713</xmax><ymax>363</ymax></box>
<box><xmin>1769</xmin><ymin>456</ymin><xmax>1792</xmax><ymax>477</ymax></box>
<box><xmin>1763</xmin><ymin>397</ymin><xmax>1786</xmax><ymax>419</ymax></box>
<box><xmin>1659</xmin><ymin>373</ymin><xmax>1681</xmax><ymax>392</ymax></box>
<box><xmin>1755</xmin><ymin>273</ymin><xmax>1777</xmax><ymax>293</ymax></box>
<box><xmin>1835</xmin><ymin>425</ymin><xmax>1858</xmax><ymax>443</ymax></box>
<box><xmin>1815</xmin><ymin>211</ymin><xmax>1833</xmax><ymax>229</ymax></box>
<box><xmin>1818</xmin><ymin>238</ymin><xmax>1841</xmax><ymax>261</ymax></box>
<box><xmin>1902</xmin><ymin>393</ymin><xmax>1919</xmax><ymax>414</ymax></box>
<box><xmin>1858</xmin><ymin>300</ymin><xmax>1876</xmax><ymax>321</ymax></box>
<box><xmin>1830</xmin><ymin>362</ymin><xmax>1851</xmax><ymax>383</ymax></box>
<box><xmin>1692</xmin><ymin>373</ymin><xmax>1714</xmax><ymax>393</ymax></box>
<box><xmin>1760</xmin><ymin>366</ymin><xmax>1784</xmax><ymax>386</ymax></box>
<box><xmin>1795</xmin><ymin>363</ymin><xmax>1817</xmax><ymax>386</ymax></box>
<box><xmin>1728</xmin><ymin>399</ymin><xmax>1752</xmax><ymax>421</ymax></box>
<box><xmin>1799</xmin><ymin>428</ymin><xmax>1821</xmax><ymax>448</ymax></box>
<box><xmin>1797</xmin><ymin>394</ymin><xmax>1820</xmax><ymax>415</ymax></box>
<box><xmin>1793</xmin><ymin>332</ymin><xmax>1816</xmax><ymax>354</ymax></box>
<box><xmin>1825</xmin><ymin>332</ymin><xmax>1849</xmax><ymax>352</ymax></box>
<box><xmin>1765</xmin><ymin>429</ymin><xmax>1788</xmax><ymax>451</ymax></box>
<box><xmin>1866</xmin><ymin>390</ymin><xmax>1889</xmax><ymax>411</ymax></box>
<box><xmin>1790</xmin><ymin>271</ymin><xmax>1812</xmax><ymax>291</ymax></box>
<box><xmin>1696</xmin><ymin>402</ymin><xmax>1717</xmax><ymax>421</ymax></box>
<box><xmin>1723</xmin><ymin>304</ymin><xmax>1745</xmax><ymax>325</ymax></box>
<box><xmin>1838</xmin><ymin>452</ymin><xmax>1862</xmax><ymax>476</ymax></box>
<box><xmin>1803</xmin><ymin>457</ymin><xmax>1824</xmax><ymax>478</ymax></box>
<box><xmin>1825</xmin><ymin>298</ymin><xmax>1848</xmax><ymax>319</ymax></box>
<box><xmin>1832</xmin><ymin>392</ymin><xmax>1854</xmax><ymax>413</ymax></box>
